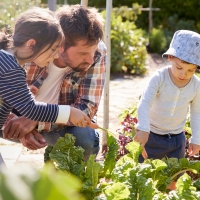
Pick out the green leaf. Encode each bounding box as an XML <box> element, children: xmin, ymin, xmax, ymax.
<box><xmin>103</xmin><ymin>132</ymin><xmax>119</xmax><ymax>179</ymax></box>
<box><xmin>84</xmin><ymin>155</ymin><xmax>101</xmax><ymax>188</ymax></box>
<box><xmin>137</xmin><ymin>177</ymin><xmax>156</xmax><ymax>199</ymax></box>
<box><xmin>151</xmin><ymin>159</ymin><xmax>167</xmax><ymax>171</ymax></box>
<box><xmin>193</xmin><ymin>179</ymin><xmax>200</xmax><ymax>190</ymax></box>
<box><xmin>48</xmin><ymin>133</ymin><xmax>85</xmax><ymax>179</ymax></box>
<box><xmin>44</xmin><ymin>145</ymin><xmax>53</xmax><ymax>163</ymax></box>
<box><xmin>112</xmin><ymin>161</ymin><xmax>135</xmax><ymax>182</ymax></box>
<box><xmin>0</xmin><ymin>164</ymin><xmax>84</xmax><ymax>200</ymax></box>
<box><xmin>125</xmin><ymin>141</ymin><xmax>142</xmax><ymax>163</ymax></box>
<box><xmin>176</xmin><ymin>173</ymin><xmax>199</xmax><ymax>199</ymax></box>
<box><xmin>104</xmin><ymin>182</ymin><xmax>130</xmax><ymax>200</ymax></box>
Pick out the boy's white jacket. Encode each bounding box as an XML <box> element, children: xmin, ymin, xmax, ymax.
<box><xmin>136</xmin><ymin>66</ymin><xmax>200</xmax><ymax>145</ymax></box>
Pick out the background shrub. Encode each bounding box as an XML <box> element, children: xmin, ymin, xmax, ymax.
<box><xmin>149</xmin><ymin>28</ymin><xmax>167</xmax><ymax>53</ymax></box>
<box><xmin>0</xmin><ymin>0</ymin><xmax>41</xmax><ymax>33</ymax></box>
<box><xmin>103</xmin><ymin>4</ymin><xmax>148</xmax><ymax>75</ymax></box>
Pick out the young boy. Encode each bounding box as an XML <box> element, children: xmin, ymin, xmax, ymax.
<box><xmin>134</xmin><ymin>30</ymin><xmax>200</xmax><ymax>161</ymax></box>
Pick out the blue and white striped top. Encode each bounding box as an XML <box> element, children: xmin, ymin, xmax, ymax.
<box><xmin>0</xmin><ymin>50</ymin><xmax>59</xmax><ymax>128</ymax></box>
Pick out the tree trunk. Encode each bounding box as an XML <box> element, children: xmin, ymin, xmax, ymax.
<box><xmin>149</xmin><ymin>0</ymin><xmax>153</xmax><ymax>32</ymax></box>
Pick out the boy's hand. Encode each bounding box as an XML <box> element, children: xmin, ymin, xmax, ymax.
<box><xmin>134</xmin><ymin>130</ymin><xmax>149</xmax><ymax>147</ymax></box>
<box><xmin>188</xmin><ymin>143</ymin><xmax>200</xmax><ymax>156</ymax></box>
<box><xmin>69</xmin><ymin>107</ymin><xmax>91</xmax><ymax>127</ymax></box>
<box><xmin>133</xmin><ymin>130</ymin><xmax>149</xmax><ymax>159</ymax></box>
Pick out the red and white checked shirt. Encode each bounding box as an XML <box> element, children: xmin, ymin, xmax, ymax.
<box><xmin>7</xmin><ymin>41</ymin><xmax>107</xmax><ymax>131</ymax></box>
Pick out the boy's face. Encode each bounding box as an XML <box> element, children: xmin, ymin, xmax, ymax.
<box><xmin>169</xmin><ymin>56</ymin><xmax>197</xmax><ymax>83</ymax></box>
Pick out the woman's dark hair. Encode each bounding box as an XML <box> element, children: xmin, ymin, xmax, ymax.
<box><xmin>56</xmin><ymin>4</ymin><xmax>104</xmax><ymax>51</ymax></box>
<box><xmin>0</xmin><ymin>7</ymin><xmax>64</xmax><ymax>61</ymax></box>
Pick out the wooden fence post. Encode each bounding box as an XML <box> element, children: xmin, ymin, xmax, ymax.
<box><xmin>80</xmin><ymin>0</ymin><xmax>88</xmax><ymax>7</ymax></box>
<box><xmin>102</xmin><ymin>0</ymin><xmax>112</xmax><ymax>153</ymax></box>
<box><xmin>48</xmin><ymin>0</ymin><xmax>56</xmax><ymax>11</ymax></box>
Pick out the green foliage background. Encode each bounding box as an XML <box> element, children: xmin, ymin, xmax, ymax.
<box><xmin>5</xmin><ymin>0</ymin><xmax>199</xmax><ymax>72</ymax></box>
<box><xmin>106</xmin><ymin>5</ymin><xmax>148</xmax><ymax>74</ymax></box>
<box><xmin>149</xmin><ymin>28</ymin><xmax>167</xmax><ymax>53</ymax></box>
<box><xmin>0</xmin><ymin>0</ymin><xmax>148</xmax><ymax>75</ymax></box>
<box><xmin>0</xmin><ymin>0</ymin><xmax>41</xmax><ymax>33</ymax></box>
<box><xmin>134</xmin><ymin>0</ymin><xmax>200</xmax><ymax>31</ymax></box>
<box><xmin>41</xmin><ymin>0</ymin><xmax>200</xmax><ymax>54</ymax></box>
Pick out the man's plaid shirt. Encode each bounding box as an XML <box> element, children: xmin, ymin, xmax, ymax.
<box><xmin>6</xmin><ymin>41</ymin><xmax>107</xmax><ymax>131</ymax></box>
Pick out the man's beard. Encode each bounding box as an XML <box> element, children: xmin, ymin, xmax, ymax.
<box><xmin>61</xmin><ymin>52</ymin><xmax>90</xmax><ymax>72</ymax></box>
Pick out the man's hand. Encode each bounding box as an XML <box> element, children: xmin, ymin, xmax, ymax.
<box><xmin>188</xmin><ymin>143</ymin><xmax>200</xmax><ymax>157</ymax></box>
<box><xmin>20</xmin><ymin>130</ymin><xmax>47</xmax><ymax>150</ymax></box>
<box><xmin>3</xmin><ymin>116</ymin><xmax>38</xmax><ymax>140</ymax></box>
<box><xmin>133</xmin><ymin>130</ymin><xmax>149</xmax><ymax>159</ymax></box>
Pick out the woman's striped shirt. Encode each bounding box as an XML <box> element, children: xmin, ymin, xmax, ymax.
<box><xmin>0</xmin><ymin>50</ymin><xmax>59</xmax><ymax>128</ymax></box>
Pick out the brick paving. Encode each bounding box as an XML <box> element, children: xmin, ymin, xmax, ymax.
<box><xmin>0</xmin><ymin>54</ymin><xmax>169</xmax><ymax>169</ymax></box>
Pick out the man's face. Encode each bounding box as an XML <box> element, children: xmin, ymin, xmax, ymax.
<box><xmin>54</xmin><ymin>40</ymin><xmax>98</xmax><ymax>72</ymax></box>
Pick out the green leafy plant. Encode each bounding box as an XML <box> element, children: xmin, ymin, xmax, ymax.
<box><xmin>42</xmin><ymin>131</ymin><xmax>200</xmax><ymax>199</ymax></box>
<box><xmin>2</xmin><ymin>132</ymin><xmax>200</xmax><ymax>200</ymax></box>
<box><xmin>100</xmin><ymin>141</ymin><xmax>200</xmax><ymax>199</ymax></box>
<box><xmin>184</xmin><ymin>113</ymin><xmax>191</xmax><ymax>137</ymax></box>
<box><xmin>44</xmin><ymin>134</ymin><xmax>102</xmax><ymax>200</ymax></box>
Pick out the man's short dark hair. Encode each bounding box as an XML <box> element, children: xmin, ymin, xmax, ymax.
<box><xmin>56</xmin><ymin>4</ymin><xmax>104</xmax><ymax>50</ymax></box>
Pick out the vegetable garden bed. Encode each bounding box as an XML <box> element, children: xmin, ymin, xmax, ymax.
<box><xmin>43</xmin><ymin>132</ymin><xmax>200</xmax><ymax>200</ymax></box>
<box><xmin>1</xmin><ymin>105</ymin><xmax>200</xmax><ymax>200</ymax></box>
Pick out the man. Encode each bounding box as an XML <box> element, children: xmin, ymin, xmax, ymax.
<box><xmin>2</xmin><ymin>4</ymin><xmax>107</xmax><ymax>162</ymax></box>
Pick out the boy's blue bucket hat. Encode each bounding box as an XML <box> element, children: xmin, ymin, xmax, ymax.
<box><xmin>163</xmin><ymin>30</ymin><xmax>200</xmax><ymax>68</ymax></box>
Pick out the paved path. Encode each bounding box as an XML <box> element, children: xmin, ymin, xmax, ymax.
<box><xmin>0</xmin><ymin>54</ymin><xmax>169</xmax><ymax>168</ymax></box>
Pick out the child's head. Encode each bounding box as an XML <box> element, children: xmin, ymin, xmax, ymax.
<box><xmin>0</xmin><ymin>7</ymin><xmax>64</xmax><ymax>66</ymax></box>
<box><xmin>163</xmin><ymin>30</ymin><xmax>200</xmax><ymax>82</ymax></box>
